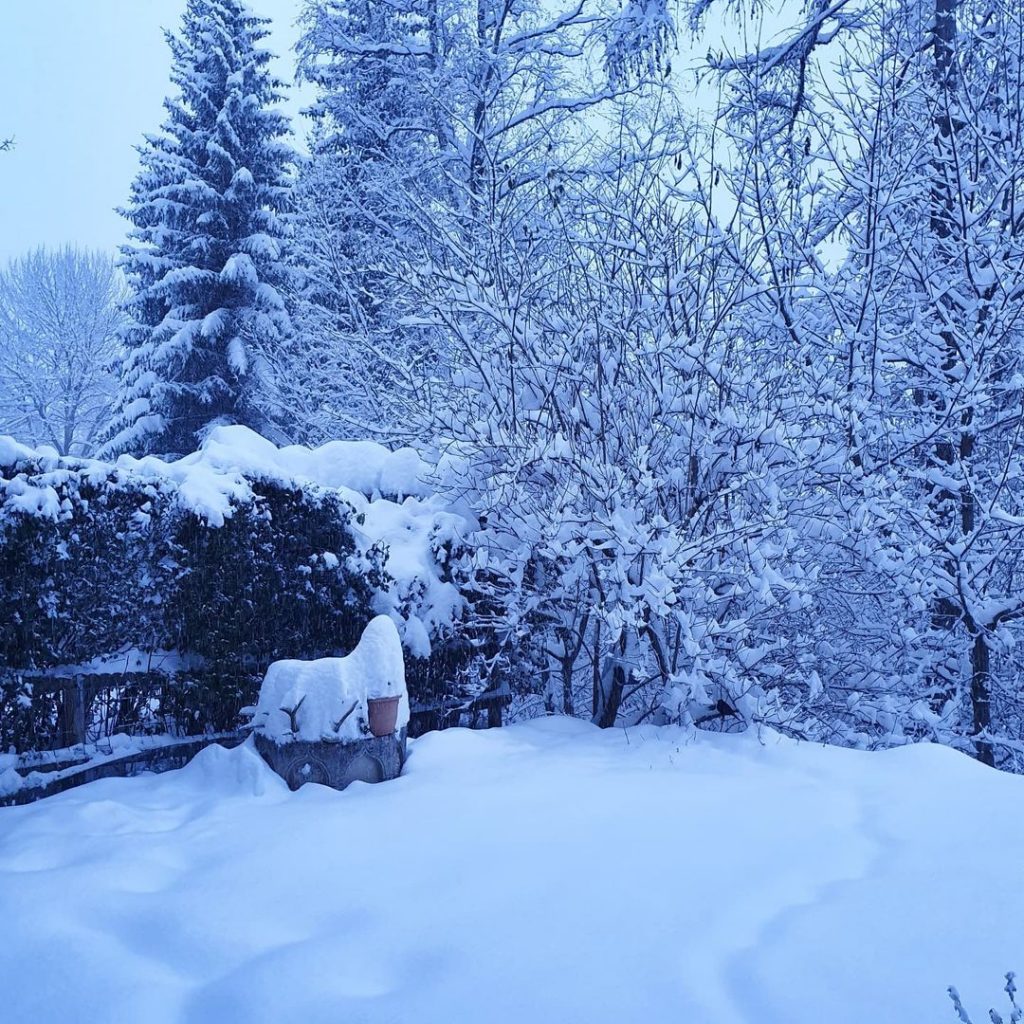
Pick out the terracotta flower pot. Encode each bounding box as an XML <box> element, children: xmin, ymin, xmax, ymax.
<box><xmin>366</xmin><ymin>695</ymin><xmax>400</xmax><ymax>737</ymax></box>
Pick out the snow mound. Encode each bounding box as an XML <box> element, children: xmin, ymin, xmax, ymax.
<box><xmin>2</xmin><ymin>425</ymin><xmax>432</xmax><ymax>527</ymax></box>
<box><xmin>254</xmin><ymin>615</ymin><xmax>409</xmax><ymax>743</ymax></box>
<box><xmin>172</xmin><ymin>739</ymin><xmax>286</xmax><ymax>799</ymax></box>
<box><xmin>0</xmin><ymin>435</ymin><xmax>47</xmax><ymax>467</ymax></box>
<box><xmin>0</xmin><ymin>723</ymin><xmax>1021</xmax><ymax>1023</ymax></box>
<box><xmin>117</xmin><ymin>425</ymin><xmax>431</xmax><ymax>521</ymax></box>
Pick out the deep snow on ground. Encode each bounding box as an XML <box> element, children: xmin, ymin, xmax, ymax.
<box><xmin>0</xmin><ymin>719</ymin><xmax>1020</xmax><ymax>1024</ymax></box>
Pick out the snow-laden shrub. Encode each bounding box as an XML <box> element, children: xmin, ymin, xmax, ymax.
<box><xmin>0</xmin><ymin>429</ymin><xmax>478</xmax><ymax>747</ymax></box>
<box><xmin>159</xmin><ymin>481</ymin><xmax>386</xmax><ymax>730</ymax></box>
<box><xmin>948</xmin><ymin>972</ymin><xmax>1021</xmax><ymax>1023</ymax></box>
<box><xmin>0</xmin><ymin>448</ymin><xmax>160</xmax><ymax>670</ymax></box>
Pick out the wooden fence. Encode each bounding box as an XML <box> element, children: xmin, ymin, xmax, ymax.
<box><xmin>3</xmin><ymin>731</ymin><xmax>247</xmax><ymax>808</ymax></box>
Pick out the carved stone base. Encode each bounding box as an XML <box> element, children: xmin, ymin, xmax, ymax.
<box><xmin>254</xmin><ymin>730</ymin><xmax>406</xmax><ymax>792</ymax></box>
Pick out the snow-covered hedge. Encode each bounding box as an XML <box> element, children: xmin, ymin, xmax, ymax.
<box><xmin>0</xmin><ymin>428</ymin><xmax>476</xmax><ymax>750</ymax></box>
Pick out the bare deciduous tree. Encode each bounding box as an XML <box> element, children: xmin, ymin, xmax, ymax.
<box><xmin>0</xmin><ymin>247</ymin><xmax>125</xmax><ymax>456</ymax></box>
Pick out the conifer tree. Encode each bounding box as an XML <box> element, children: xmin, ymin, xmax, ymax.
<box><xmin>107</xmin><ymin>0</ymin><xmax>294</xmax><ymax>458</ymax></box>
<box><xmin>281</xmin><ymin>0</ymin><xmax>439</xmax><ymax>443</ymax></box>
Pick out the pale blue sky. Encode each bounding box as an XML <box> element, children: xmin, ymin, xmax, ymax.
<box><xmin>0</xmin><ymin>0</ymin><xmax>308</xmax><ymax>262</ymax></box>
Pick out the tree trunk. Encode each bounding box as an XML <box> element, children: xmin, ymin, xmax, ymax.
<box><xmin>970</xmin><ymin>632</ymin><xmax>994</xmax><ymax>766</ymax></box>
<box><xmin>487</xmin><ymin>699</ymin><xmax>503</xmax><ymax>729</ymax></box>
<box><xmin>926</xmin><ymin>0</ymin><xmax>971</xmax><ymax>722</ymax></box>
<box><xmin>593</xmin><ymin>661</ymin><xmax>625</xmax><ymax>729</ymax></box>
<box><xmin>561</xmin><ymin>657</ymin><xmax>575</xmax><ymax>717</ymax></box>
<box><xmin>593</xmin><ymin>633</ymin><xmax>628</xmax><ymax>728</ymax></box>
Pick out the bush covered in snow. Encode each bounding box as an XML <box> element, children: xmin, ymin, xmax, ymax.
<box><xmin>0</xmin><ymin>429</ymin><xmax>481</xmax><ymax>749</ymax></box>
<box><xmin>160</xmin><ymin>480</ymin><xmax>386</xmax><ymax>729</ymax></box>
<box><xmin>0</xmin><ymin>449</ymin><xmax>157</xmax><ymax>671</ymax></box>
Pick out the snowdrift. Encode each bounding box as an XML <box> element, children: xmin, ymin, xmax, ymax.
<box><xmin>0</xmin><ymin>721</ymin><xmax>1019</xmax><ymax>1024</ymax></box>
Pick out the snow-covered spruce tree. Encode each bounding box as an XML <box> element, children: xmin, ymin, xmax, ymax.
<box><xmin>106</xmin><ymin>0</ymin><xmax>294</xmax><ymax>458</ymax></box>
<box><xmin>279</xmin><ymin>0</ymin><xmax>440</xmax><ymax>443</ymax></box>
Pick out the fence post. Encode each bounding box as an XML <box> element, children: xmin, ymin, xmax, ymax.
<box><xmin>59</xmin><ymin>675</ymin><xmax>87</xmax><ymax>748</ymax></box>
<box><xmin>74</xmin><ymin>675</ymin><xmax>87</xmax><ymax>746</ymax></box>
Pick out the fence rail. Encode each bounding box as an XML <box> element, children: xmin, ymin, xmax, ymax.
<box><xmin>3</xmin><ymin>731</ymin><xmax>248</xmax><ymax>808</ymax></box>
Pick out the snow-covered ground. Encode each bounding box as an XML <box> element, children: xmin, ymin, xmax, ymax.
<box><xmin>0</xmin><ymin>719</ymin><xmax>1019</xmax><ymax>1024</ymax></box>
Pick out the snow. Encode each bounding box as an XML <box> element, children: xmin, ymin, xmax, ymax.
<box><xmin>0</xmin><ymin>767</ymin><xmax>23</xmax><ymax>798</ymax></box>
<box><xmin>254</xmin><ymin>615</ymin><xmax>408</xmax><ymax>743</ymax></box>
<box><xmin>358</xmin><ymin>493</ymin><xmax>466</xmax><ymax>656</ymax></box>
<box><xmin>0</xmin><ymin>720</ymin><xmax>1020</xmax><ymax>1024</ymax></box>
<box><xmin>129</xmin><ymin>425</ymin><xmax>432</xmax><ymax>509</ymax></box>
<box><xmin>19</xmin><ymin>647</ymin><xmax>202</xmax><ymax>679</ymax></box>
<box><xmin>1</xmin><ymin>426</ymin><xmax>432</xmax><ymax>526</ymax></box>
<box><xmin>0</xmin><ymin>435</ymin><xmax>43</xmax><ymax>467</ymax></box>
<box><xmin>220</xmin><ymin>253</ymin><xmax>259</xmax><ymax>287</ymax></box>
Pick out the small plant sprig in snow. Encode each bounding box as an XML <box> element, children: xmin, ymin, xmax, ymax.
<box><xmin>949</xmin><ymin>972</ymin><xmax>1021</xmax><ymax>1023</ymax></box>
